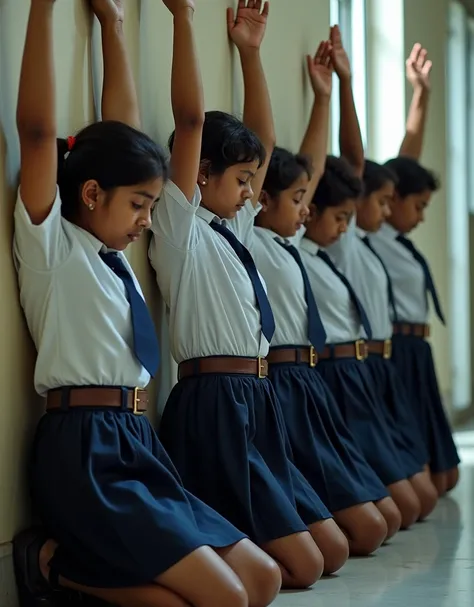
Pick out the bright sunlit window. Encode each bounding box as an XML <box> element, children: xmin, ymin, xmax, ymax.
<box><xmin>330</xmin><ymin>0</ymin><xmax>368</xmax><ymax>154</ymax></box>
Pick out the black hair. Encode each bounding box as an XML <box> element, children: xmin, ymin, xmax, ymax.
<box><xmin>168</xmin><ymin>110</ymin><xmax>266</xmax><ymax>175</ymax></box>
<box><xmin>262</xmin><ymin>146</ymin><xmax>312</xmax><ymax>198</ymax></box>
<box><xmin>57</xmin><ymin>120</ymin><xmax>168</xmax><ymax>221</ymax></box>
<box><xmin>383</xmin><ymin>156</ymin><xmax>439</xmax><ymax>198</ymax></box>
<box><xmin>312</xmin><ymin>155</ymin><xmax>363</xmax><ymax>210</ymax></box>
<box><xmin>363</xmin><ymin>159</ymin><xmax>398</xmax><ymax>196</ymax></box>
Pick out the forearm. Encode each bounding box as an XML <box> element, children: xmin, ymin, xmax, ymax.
<box><xmin>171</xmin><ymin>7</ymin><xmax>204</xmax><ymax>129</ymax></box>
<box><xmin>240</xmin><ymin>48</ymin><xmax>275</xmax><ymax>149</ymax></box>
<box><xmin>300</xmin><ymin>95</ymin><xmax>331</xmax><ymax>187</ymax></box>
<box><xmin>17</xmin><ymin>2</ymin><xmax>56</xmax><ymax>139</ymax></box>
<box><xmin>338</xmin><ymin>78</ymin><xmax>364</xmax><ymax>176</ymax></box>
<box><xmin>399</xmin><ymin>87</ymin><xmax>430</xmax><ymax>159</ymax></box>
<box><xmin>100</xmin><ymin>18</ymin><xmax>140</xmax><ymax>128</ymax></box>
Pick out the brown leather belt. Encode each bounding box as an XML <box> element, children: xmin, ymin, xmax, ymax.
<box><xmin>46</xmin><ymin>387</ymin><xmax>148</xmax><ymax>415</ymax></box>
<box><xmin>393</xmin><ymin>323</ymin><xmax>430</xmax><ymax>338</ymax></box>
<box><xmin>178</xmin><ymin>357</ymin><xmax>268</xmax><ymax>380</ymax></box>
<box><xmin>367</xmin><ymin>339</ymin><xmax>392</xmax><ymax>359</ymax></box>
<box><xmin>267</xmin><ymin>341</ymin><xmax>368</xmax><ymax>365</ymax></box>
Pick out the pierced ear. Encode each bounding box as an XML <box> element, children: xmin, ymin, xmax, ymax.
<box><xmin>82</xmin><ymin>180</ymin><xmax>101</xmax><ymax>210</ymax></box>
<box><xmin>198</xmin><ymin>160</ymin><xmax>211</xmax><ymax>186</ymax></box>
<box><xmin>259</xmin><ymin>190</ymin><xmax>270</xmax><ymax>211</ymax></box>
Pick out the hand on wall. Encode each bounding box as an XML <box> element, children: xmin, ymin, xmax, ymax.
<box><xmin>227</xmin><ymin>0</ymin><xmax>269</xmax><ymax>51</ymax></box>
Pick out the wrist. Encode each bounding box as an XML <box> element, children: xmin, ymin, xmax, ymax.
<box><xmin>172</xmin><ymin>6</ymin><xmax>195</xmax><ymax>19</ymax></box>
<box><xmin>100</xmin><ymin>18</ymin><xmax>124</xmax><ymax>34</ymax></box>
<box><xmin>338</xmin><ymin>74</ymin><xmax>353</xmax><ymax>86</ymax></box>
<box><xmin>238</xmin><ymin>46</ymin><xmax>261</xmax><ymax>59</ymax></box>
<box><xmin>313</xmin><ymin>92</ymin><xmax>331</xmax><ymax>104</ymax></box>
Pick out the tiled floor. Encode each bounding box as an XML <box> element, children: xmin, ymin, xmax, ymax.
<box><xmin>1</xmin><ymin>430</ymin><xmax>472</xmax><ymax>607</ymax></box>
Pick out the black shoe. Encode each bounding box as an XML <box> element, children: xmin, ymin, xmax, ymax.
<box><xmin>13</xmin><ymin>527</ymin><xmax>55</xmax><ymax>606</ymax></box>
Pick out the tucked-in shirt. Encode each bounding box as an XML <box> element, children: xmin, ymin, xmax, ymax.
<box><xmin>299</xmin><ymin>234</ymin><xmax>365</xmax><ymax>344</ymax></box>
<box><xmin>251</xmin><ymin>227</ymin><xmax>310</xmax><ymax>347</ymax></box>
<box><xmin>327</xmin><ymin>216</ymin><xmax>393</xmax><ymax>340</ymax></box>
<box><xmin>370</xmin><ymin>222</ymin><xmax>427</xmax><ymax>323</ymax></box>
<box><xmin>149</xmin><ymin>181</ymin><xmax>268</xmax><ymax>363</ymax></box>
<box><xmin>14</xmin><ymin>189</ymin><xmax>150</xmax><ymax>395</ymax></box>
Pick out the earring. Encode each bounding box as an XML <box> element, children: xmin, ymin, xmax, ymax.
<box><xmin>88</xmin><ymin>203</ymin><xmax>95</xmax><ymax>210</ymax></box>
<box><xmin>201</xmin><ymin>181</ymin><xmax>207</xmax><ymax>186</ymax></box>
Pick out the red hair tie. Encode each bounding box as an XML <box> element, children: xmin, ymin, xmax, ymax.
<box><xmin>67</xmin><ymin>136</ymin><xmax>76</xmax><ymax>152</ymax></box>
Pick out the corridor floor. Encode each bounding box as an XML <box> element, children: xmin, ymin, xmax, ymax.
<box><xmin>273</xmin><ymin>429</ymin><xmax>473</xmax><ymax>607</ymax></box>
<box><xmin>1</xmin><ymin>430</ymin><xmax>472</xmax><ymax>607</ymax></box>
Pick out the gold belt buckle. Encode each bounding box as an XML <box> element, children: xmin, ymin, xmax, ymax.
<box><xmin>133</xmin><ymin>387</ymin><xmax>144</xmax><ymax>415</ymax></box>
<box><xmin>309</xmin><ymin>346</ymin><xmax>318</xmax><ymax>368</ymax></box>
<box><xmin>257</xmin><ymin>357</ymin><xmax>266</xmax><ymax>379</ymax></box>
<box><xmin>355</xmin><ymin>340</ymin><xmax>367</xmax><ymax>361</ymax></box>
<box><xmin>383</xmin><ymin>339</ymin><xmax>392</xmax><ymax>359</ymax></box>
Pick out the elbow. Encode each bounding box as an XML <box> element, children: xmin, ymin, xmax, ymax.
<box><xmin>16</xmin><ymin>119</ymin><xmax>56</xmax><ymax>145</ymax></box>
<box><xmin>173</xmin><ymin>109</ymin><xmax>205</xmax><ymax>132</ymax></box>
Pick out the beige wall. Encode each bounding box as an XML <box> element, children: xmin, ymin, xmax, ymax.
<box><xmin>0</xmin><ymin>0</ymin><xmax>455</xmax><ymax>549</ymax></box>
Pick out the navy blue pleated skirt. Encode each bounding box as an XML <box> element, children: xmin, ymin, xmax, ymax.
<box><xmin>316</xmin><ymin>356</ymin><xmax>408</xmax><ymax>486</ymax></box>
<box><xmin>365</xmin><ymin>355</ymin><xmax>428</xmax><ymax>476</ymax></box>
<box><xmin>269</xmin><ymin>361</ymin><xmax>388</xmax><ymax>513</ymax></box>
<box><xmin>391</xmin><ymin>335</ymin><xmax>460</xmax><ymax>473</ymax></box>
<box><xmin>31</xmin><ymin>407</ymin><xmax>245</xmax><ymax>588</ymax></box>
<box><xmin>159</xmin><ymin>372</ymin><xmax>331</xmax><ymax>546</ymax></box>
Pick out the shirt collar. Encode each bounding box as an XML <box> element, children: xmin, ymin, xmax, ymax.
<box><xmin>196</xmin><ymin>205</ymin><xmax>222</xmax><ymax>225</ymax></box>
<box><xmin>69</xmin><ymin>220</ymin><xmax>111</xmax><ymax>254</ymax></box>
<box><xmin>378</xmin><ymin>222</ymin><xmax>399</xmax><ymax>240</ymax></box>
<box><xmin>300</xmin><ymin>236</ymin><xmax>320</xmax><ymax>256</ymax></box>
<box><xmin>254</xmin><ymin>226</ymin><xmax>288</xmax><ymax>245</ymax></box>
<box><xmin>355</xmin><ymin>227</ymin><xmax>367</xmax><ymax>239</ymax></box>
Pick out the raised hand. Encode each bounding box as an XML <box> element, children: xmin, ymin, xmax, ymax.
<box><xmin>307</xmin><ymin>41</ymin><xmax>333</xmax><ymax>98</ymax></box>
<box><xmin>162</xmin><ymin>0</ymin><xmax>195</xmax><ymax>15</ymax></box>
<box><xmin>227</xmin><ymin>0</ymin><xmax>269</xmax><ymax>51</ymax></box>
<box><xmin>406</xmin><ymin>43</ymin><xmax>432</xmax><ymax>91</ymax></box>
<box><xmin>330</xmin><ymin>24</ymin><xmax>351</xmax><ymax>81</ymax></box>
<box><xmin>89</xmin><ymin>0</ymin><xmax>124</xmax><ymax>24</ymax></box>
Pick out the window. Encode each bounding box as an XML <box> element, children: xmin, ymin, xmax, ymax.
<box><xmin>330</xmin><ymin>0</ymin><xmax>368</xmax><ymax>154</ymax></box>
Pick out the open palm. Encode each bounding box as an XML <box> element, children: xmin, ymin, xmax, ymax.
<box><xmin>330</xmin><ymin>25</ymin><xmax>351</xmax><ymax>80</ymax></box>
<box><xmin>406</xmin><ymin>43</ymin><xmax>432</xmax><ymax>91</ymax></box>
<box><xmin>307</xmin><ymin>41</ymin><xmax>333</xmax><ymax>97</ymax></box>
<box><xmin>89</xmin><ymin>0</ymin><xmax>124</xmax><ymax>23</ymax></box>
<box><xmin>227</xmin><ymin>0</ymin><xmax>269</xmax><ymax>51</ymax></box>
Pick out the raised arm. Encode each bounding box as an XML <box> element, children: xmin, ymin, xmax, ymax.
<box><xmin>331</xmin><ymin>25</ymin><xmax>364</xmax><ymax>178</ymax></box>
<box><xmin>165</xmin><ymin>0</ymin><xmax>204</xmax><ymax>201</ymax></box>
<box><xmin>398</xmin><ymin>43</ymin><xmax>431</xmax><ymax>160</ymax></box>
<box><xmin>90</xmin><ymin>0</ymin><xmax>140</xmax><ymax>129</ymax></box>
<box><xmin>17</xmin><ymin>0</ymin><xmax>57</xmax><ymax>225</ymax></box>
<box><xmin>299</xmin><ymin>41</ymin><xmax>333</xmax><ymax>205</ymax></box>
<box><xmin>228</xmin><ymin>0</ymin><xmax>275</xmax><ymax>207</ymax></box>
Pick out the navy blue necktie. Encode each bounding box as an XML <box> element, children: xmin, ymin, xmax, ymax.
<box><xmin>317</xmin><ymin>249</ymin><xmax>373</xmax><ymax>339</ymax></box>
<box><xmin>361</xmin><ymin>236</ymin><xmax>398</xmax><ymax>323</ymax></box>
<box><xmin>396</xmin><ymin>235</ymin><xmax>445</xmax><ymax>325</ymax></box>
<box><xmin>277</xmin><ymin>240</ymin><xmax>327</xmax><ymax>352</ymax></box>
<box><xmin>210</xmin><ymin>221</ymin><xmax>276</xmax><ymax>343</ymax></box>
<box><xmin>100</xmin><ymin>252</ymin><xmax>160</xmax><ymax>376</ymax></box>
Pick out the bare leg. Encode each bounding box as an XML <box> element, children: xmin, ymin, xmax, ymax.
<box><xmin>374</xmin><ymin>497</ymin><xmax>402</xmax><ymax>540</ymax></box>
<box><xmin>408</xmin><ymin>470</ymin><xmax>438</xmax><ymax>519</ymax></box>
<box><xmin>261</xmin><ymin>530</ymin><xmax>324</xmax><ymax>589</ymax></box>
<box><xmin>40</xmin><ymin>540</ymin><xmax>247</xmax><ymax>607</ymax></box>
<box><xmin>214</xmin><ymin>539</ymin><xmax>281</xmax><ymax>607</ymax></box>
<box><xmin>387</xmin><ymin>479</ymin><xmax>421</xmax><ymax>529</ymax></box>
<box><xmin>333</xmin><ymin>502</ymin><xmax>388</xmax><ymax>556</ymax></box>
<box><xmin>446</xmin><ymin>467</ymin><xmax>460</xmax><ymax>492</ymax></box>
<box><xmin>307</xmin><ymin>519</ymin><xmax>349</xmax><ymax>575</ymax></box>
<box><xmin>431</xmin><ymin>471</ymin><xmax>448</xmax><ymax>497</ymax></box>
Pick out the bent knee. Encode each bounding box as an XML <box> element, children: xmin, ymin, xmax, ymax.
<box><xmin>286</xmin><ymin>543</ymin><xmax>324</xmax><ymax>589</ymax></box>
<box><xmin>447</xmin><ymin>467</ymin><xmax>460</xmax><ymax>492</ymax></box>
<box><xmin>209</xmin><ymin>584</ymin><xmax>248</xmax><ymax>607</ymax></box>
<box><xmin>321</xmin><ymin>532</ymin><xmax>349</xmax><ymax>575</ymax></box>
<box><xmin>390</xmin><ymin>485</ymin><xmax>421</xmax><ymax>529</ymax></box>
<box><xmin>246</xmin><ymin>558</ymin><xmax>281</xmax><ymax>607</ymax></box>
<box><xmin>431</xmin><ymin>472</ymin><xmax>448</xmax><ymax>497</ymax></box>
<box><xmin>376</xmin><ymin>498</ymin><xmax>402</xmax><ymax>540</ymax></box>
<box><xmin>349</xmin><ymin>512</ymin><xmax>388</xmax><ymax>556</ymax></box>
<box><xmin>415</xmin><ymin>481</ymin><xmax>438</xmax><ymax>520</ymax></box>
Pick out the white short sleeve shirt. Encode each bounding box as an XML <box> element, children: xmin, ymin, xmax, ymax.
<box><xmin>14</xmin><ymin>188</ymin><xmax>150</xmax><ymax>395</ymax></box>
<box><xmin>149</xmin><ymin>181</ymin><xmax>268</xmax><ymax>363</ymax></box>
